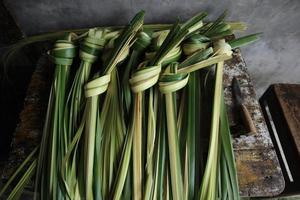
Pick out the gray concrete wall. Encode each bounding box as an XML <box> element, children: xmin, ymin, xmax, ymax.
<box><xmin>3</xmin><ymin>0</ymin><xmax>300</xmax><ymax>96</ymax></box>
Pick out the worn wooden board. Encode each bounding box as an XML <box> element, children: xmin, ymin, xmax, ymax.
<box><xmin>224</xmin><ymin>49</ymin><xmax>284</xmax><ymax>197</ymax></box>
<box><xmin>1</xmin><ymin>48</ymin><xmax>284</xmax><ymax>197</ymax></box>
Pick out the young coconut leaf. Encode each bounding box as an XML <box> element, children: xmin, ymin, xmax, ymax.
<box><xmin>219</xmin><ymin>90</ymin><xmax>240</xmax><ymax>199</ymax></box>
<box><xmin>159</xmin><ymin>63</ymin><xmax>189</xmax><ymax>200</ymax></box>
<box><xmin>129</xmin><ymin>12</ymin><xmax>208</xmax><ymax>199</ymax></box>
<box><xmin>2</xmin><ymin>10</ymin><xmax>260</xmax><ymax>200</ymax></box>
<box><xmin>198</xmin><ymin>61</ymin><xmax>224</xmax><ymax>200</ymax></box>
<box><xmin>228</xmin><ymin>33</ymin><xmax>261</xmax><ymax>49</ymax></box>
<box><xmin>110</xmin><ymin>31</ymin><xmax>152</xmax><ymax>200</ymax></box>
<box><xmin>80</xmin><ymin>11</ymin><xmax>144</xmax><ymax>199</ymax></box>
<box><xmin>34</xmin><ymin>33</ymin><xmax>77</xmax><ymax>199</ymax></box>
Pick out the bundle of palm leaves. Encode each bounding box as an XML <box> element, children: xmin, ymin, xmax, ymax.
<box><xmin>0</xmin><ymin>10</ymin><xmax>260</xmax><ymax>200</ymax></box>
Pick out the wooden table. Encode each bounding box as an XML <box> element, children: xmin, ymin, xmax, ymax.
<box><xmin>1</xmin><ymin>49</ymin><xmax>285</xmax><ymax>197</ymax></box>
<box><xmin>223</xmin><ymin>50</ymin><xmax>284</xmax><ymax>197</ymax></box>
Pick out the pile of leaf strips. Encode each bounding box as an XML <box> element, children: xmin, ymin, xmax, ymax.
<box><xmin>0</xmin><ymin>10</ymin><xmax>259</xmax><ymax>200</ymax></box>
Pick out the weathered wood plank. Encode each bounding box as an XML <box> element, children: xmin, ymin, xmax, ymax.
<box><xmin>224</xmin><ymin>49</ymin><xmax>284</xmax><ymax>197</ymax></box>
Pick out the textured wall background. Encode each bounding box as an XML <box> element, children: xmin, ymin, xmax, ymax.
<box><xmin>4</xmin><ymin>0</ymin><xmax>300</xmax><ymax>96</ymax></box>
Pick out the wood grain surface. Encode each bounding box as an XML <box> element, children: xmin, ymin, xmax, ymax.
<box><xmin>274</xmin><ymin>84</ymin><xmax>300</xmax><ymax>157</ymax></box>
